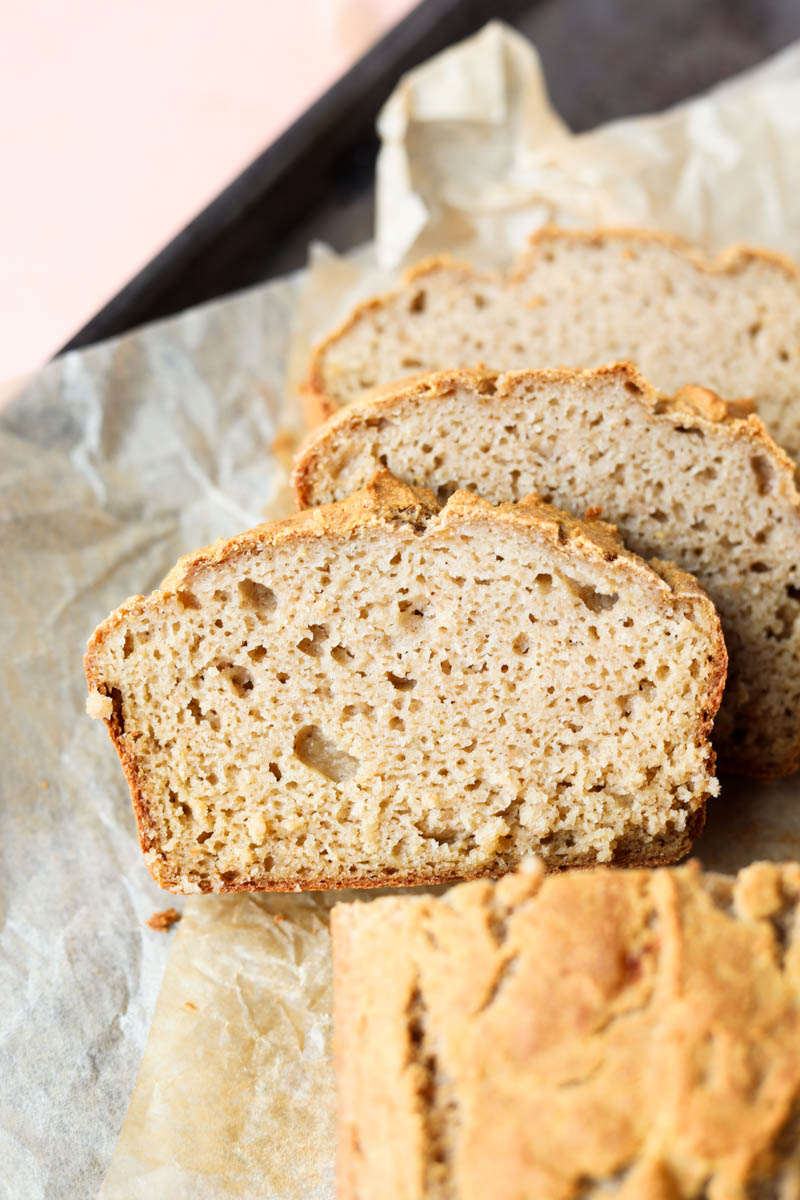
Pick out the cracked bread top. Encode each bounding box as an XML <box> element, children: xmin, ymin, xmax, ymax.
<box><xmin>332</xmin><ymin>859</ymin><xmax>800</xmax><ymax>1200</ymax></box>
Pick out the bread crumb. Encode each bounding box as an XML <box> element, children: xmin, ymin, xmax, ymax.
<box><xmin>86</xmin><ymin>690</ymin><xmax>113</xmax><ymax>719</ymax></box>
<box><xmin>147</xmin><ymin>907</ymin><xmax>181</xmax><ymax>931</ymax></box>
<box><xmin>584</xmin><ymin>505</ymin><xmax>604</xmax><ymax>520</ymax></box>
<box><xmin>184</xmin><ymin>1001</ymin><xmax>197</xmax><ymax>1011</ymax></box>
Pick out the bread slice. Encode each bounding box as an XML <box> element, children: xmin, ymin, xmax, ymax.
<box><xmin>304</xmin><ymin>227</ymin><xmax>800</xmax><ymax>459</ymax></box>
<box><xmin>84</xmin><ymin>472</ymin><xmax>724</xmax><ymax>893</ymax></box>
<box><xmin>294</xmin><ymin>363</ymin><xmax>800</xmax><ymax>779</ymax></box>
<box><xmin>332</xmin><ymin>859</ymin><xmax>800</xmax><ymax>1200</ymax></box>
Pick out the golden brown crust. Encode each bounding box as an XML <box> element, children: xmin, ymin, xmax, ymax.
<box><xmin>333</xmin><ymin>860</ymin><xmax>800</xmax><ymax>1200</ymax></box>
<box><xmin>521</xmin><ymin>223</ymin><xmax>800</xmax><ymax>280</ymax></box>
<box><xmin>85</xmin><ymin>469</ymin><xmax>723</xmax><ymax>893</ymax></box>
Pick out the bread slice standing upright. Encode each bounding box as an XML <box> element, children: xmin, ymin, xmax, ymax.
<box><xmin>85</xmin><ymin>472</ymin><xmax>724</xmax><ymax>892</ymax></box>
<box><xmin>332</xmin><ymin>859</ymin><xmax>800</xmax><ymax>1200</ymax></box>
<box><xmin>294</xmin><ymin>363</ymin><xmax>800</xmax><ymax>777</ymax></box>
<box><xmin>305</xmin><ymin>227</ymin><xmax>800</xmax><ymax>459</ymax></box>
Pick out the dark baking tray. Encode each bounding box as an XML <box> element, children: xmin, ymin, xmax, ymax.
<box><xmin>59</xmin><ymin>0</ymin><xmax>800</xmax><ymax>354</ymax></box>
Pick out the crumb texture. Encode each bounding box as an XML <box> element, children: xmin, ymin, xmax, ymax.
<box><xmin>308</xmin><ymin>229</ymin><xmax>800</xmax><ymax>460</ymax></box>
<box><xmin>84</xmin><ymin>474</ymin><xmax>722</xmax><ymax>892</ymax></box>
<box><xmin>332</xmin><ymin>860</ymin><xmax>800</xmax><ymax>1200</ymax></box>
<box><xmin>295</xmin><ymin>363</ymin><xmax>800</xmax><ymax>776</ymax></box>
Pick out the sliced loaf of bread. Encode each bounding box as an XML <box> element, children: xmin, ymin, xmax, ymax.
<box><xmin>332</xmin><ymin>859</ymin><xmax>800</xmax><ymax>1200</ymax></box>
<box><xmin>85</xmin><ymin>472</ymin><xmax>724</xmax><ymax>892</ymax></box>
<box><xmin>294</xmin><ymin>363</ymin><xmax>800</xmax><ymax>778</ymax></box>
<box><xmin>305</xmin><ymin>227</ymin><xmax>800</xmax><ymax>458</ymax></box>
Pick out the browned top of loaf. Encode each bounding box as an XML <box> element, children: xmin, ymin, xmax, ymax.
<box><xmin>332</xmin><ymin>858</ymin><xmax>800</xmax><ymax>1200</ymax></box>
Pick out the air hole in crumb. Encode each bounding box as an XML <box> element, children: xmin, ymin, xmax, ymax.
<box><xmin>389</xmin><ymin>552</ymin><xmax>402</xmax><ymax>566</ymax></box>
<box><xmin>534</xmin><ymin>573</ymin><xmax>552</xmax><ymax>592</ymax></box>
<box><xmin>293</xmin><ymin>725</ymin><xmax>359</xmax><ymax>783</ymax></box>
<box><xmin>276</xmin><ymin>671</ymin><xmax>289</xmax><ymax>684</ymax></box>
<box><xmin>750</xmin><ymin>561</ymin><xmax>771</xmax><ymax>573</ymax></box>
<box><xmin>268</xmin><ymin>761</ymin><xmax>281</xmax><ymax>781</ymax></box>
<box><xmin>512</xmin><ymin>633</ymin><xmax>529</xmax><ymax>656</ymax></box>
<box><xmin>409</xmin><ymin>290</ymin><xmax>427</xmax><ymax>313</ymax></box>
<box><xmin>238</xmin><ymin>578</ymin><xmax>277</xmax><ymax>613</ymax></box>
<box><xmin>473</xmin><ymin>293</ymin><xmax>486</xmax><ymax>309</ymax></box>
<box><xmin>387</xmin><ymin>671</ymin><xmax>416</xmax><ymax>691</ymax></box>
<box><xmin>401</xmin><ymin>356</ymin><xmax>423</xmax><ymax>369</ymax></box>
<box><xmin>196</xmin><ymin>831</ymin><xmax>212</xmax><ymax>844</ymax></box>
<box><xmin>624</xmin><ymin>380</ymin><xmax>643</xmax><ymax>396</ymax></box>
<box><xmin>564</xmin><ymin>576</ymin><xmax>619</xmax><ymax>613</ymax></box>
<box><xmin>651</xmin><ymin>509</ymin><xmax>668</xmax><ymax>524</ymax></box>
<box><xmin>389</xmin><ymin>716</ymin><xmax>404</xmax><ymax>731</ymax></box>
<box><xmin>225</xmin><ymin>665</ymin><xmax>254</xmax><ymax>696</ymax></box>
<box><xmin>248</xmin><ymin>645</ymin><xmax>267</xmax><ymax>663</ymax></box>
<box><xmin>177</xmin><ymin>590</ymin><xmax>200</xmax><ymax>610</ymax></box>
<box><xmin>751</xmin><ymin>454</ymin><xmax>774</xmax><ymax>495</ymax></box>
<box><xmin>779</xmin><ymin>348</ymin><xmax>790</xmax><ymax>362</ymax></box>
<box><xmin>748</xmin><ymin>321</ymin><xmax>763</xmax><ymax>338</ymax></box>
<box><xmin>331</xmin><ymin>644</ymin><xmax>354</xmax><ymax>664</ymax></box>
<box><xmin>122</xmin><ymin>632</ymin><xmax>135</xmax><ymax>658</ymax></box>
<box><xmin>436</xmin><ymin>480</ymin><xmax>460</xmax><ymax>503</ymax></box>
<box><xmin>298</xmin><ymin>624</ymin><xmax>329</xmax><ymax>656</ymax></box>
<box><xmin>440</xmin><ymin>660</ymin><xmax>452</xmax><ymax>675</ymax></box>
<box><xmin>213</xmin><ymin>590</ymin><xmax>229</xmax><ymax>603</ymax></box>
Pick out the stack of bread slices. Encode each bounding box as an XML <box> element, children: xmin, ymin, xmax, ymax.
<box><xmin>85</xmin><ymin>229</ymin><xmax>800</xmax><ymax>1193</ymax></box>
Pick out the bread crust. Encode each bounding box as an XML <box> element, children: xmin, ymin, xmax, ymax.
<box><xmin>85</xmin><ymin>471</ymin><xmax>724</xmax><ymax>892</ymax></box>
<box><xmin>332</xmin><ymin>859</ymin><xmax>800</xmax><ymax>1199</ymax></box>
<box><xmin>303</xmin><ymin>227</ymin><xmax>800</xmax><ymax>428</ymax></box>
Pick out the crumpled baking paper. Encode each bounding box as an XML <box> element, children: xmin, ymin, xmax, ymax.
<box><xmin>374</xmin><ymin>20</ymin><xmax>800</xmax><ymax>270</ymax></box>
<box><xmin>3</xmin><ymin>19</ymin><xmax>800</xmax><ymax>1200</ymax></box>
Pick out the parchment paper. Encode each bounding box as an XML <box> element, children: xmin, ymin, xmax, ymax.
<box><xmin>4</xmin><ymin>20</ymin><xmax>800</xmax><ymax>1200</ymax></box>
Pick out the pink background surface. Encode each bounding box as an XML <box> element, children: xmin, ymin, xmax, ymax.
<box><xmin>1</xmin><ymin>0</ymin><xmax>414</xmax><ymax>380</ymax></box>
